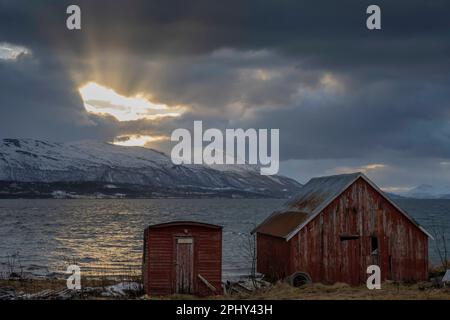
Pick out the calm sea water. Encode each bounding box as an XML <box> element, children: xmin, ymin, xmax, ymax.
<box><xmin>0</xmin><ymin>198</ymin><xmax>449</xmax><ymax>280</ymax></box>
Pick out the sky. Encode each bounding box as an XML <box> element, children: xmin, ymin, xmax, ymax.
<box><xmin>0</xmin><ymin>0</ymin><xmax>450</xmax><ymax>191</ymax></box>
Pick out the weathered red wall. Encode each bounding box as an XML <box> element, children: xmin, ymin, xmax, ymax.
<box><xmin>256</xmin><ymin>233</ymin><xmax>292</xmax><ymax>280</ymax></box>
<box><xmin>143</xmin><ymin>224</ymin><xmax>222</xmax><ymax>296</ymax></box>
<box><xmin>257</xmin><ymin>178</ymin><xmax>428</xmax><ymax>285</ymax></box>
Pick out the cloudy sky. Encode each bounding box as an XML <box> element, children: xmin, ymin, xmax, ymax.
<box><xmin>0</xmin><ymin>0</ymin><xmax>449</xmax><ymax>191</ymax></box>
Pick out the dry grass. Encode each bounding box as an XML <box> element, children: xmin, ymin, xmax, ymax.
<box><xmin>3</xmin><ymin>278</ymin><xmax>450</xmax><ymax>300</ymax></box>
<box><xmin>0</xmin><ymin>278</ymin><xmax>66</xmax><ymax>294</ymax></box>
<box><xmin>144</xmin><ymin>281</ymin><xmax>450</xmax><ymax>300</ymax></box>
<box><xmin>232</xmin><ymin>281</ymin><xmax>450</xmax><ymax>300</ymax></box>
<box><xmin>0</xmin><ymin>276</ymin><xmax>140</xmax><ymax>298</ymax></box>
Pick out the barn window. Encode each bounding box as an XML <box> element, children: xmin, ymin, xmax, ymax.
<box><xmin>340</xmin><ymin>234</ymin><xmax>360</xmax><ymax>241</ymax></box>
<box><xmin>370</xmin><ymin>235</ymin><xmax>379</xmax><ymax>255</ymax></box>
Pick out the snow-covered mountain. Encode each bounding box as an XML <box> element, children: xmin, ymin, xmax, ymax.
<box><xmin>402</xmin><ymin>184</ymin><xmax>450</xmax><ymax>199</ymax></box>
<box><xmin>0</xmin><ymin>138</ymin><xmax>302</xmax><ymax>198</ymax></box>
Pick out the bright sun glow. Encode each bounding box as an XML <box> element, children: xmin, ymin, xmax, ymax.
<box><xmin>112</xmin><ymin>135</ymin><xmax>165</xmax><ymax>147</ymax></box>
<box><xmin>79</xmin><ymin>82</ymin><xmax>182</xmax><ymax>121</ymax></box>
<box><xmin>334</xmin><ymin>163</ymin><xmax>386</xmax><ymax>175</ymax></box>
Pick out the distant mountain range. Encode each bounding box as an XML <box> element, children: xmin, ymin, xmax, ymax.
<box><xmin>0</xmin><ymin>138</ymin><xmax>302</xmax><ymax>199</ymax></box>
<box><xmin>1</xmin><ymin>138</ymin><xmax>448</xmax><ymax>200</ymax></box>
<box><xmin>383</xmin><ymin>185</ymin><xmax>450</xmax><ymax>200</ymax></box>
<box><xmin>399</xmin><ymin>184</ymin><xmax>450</xmax><ymax>199</ymax></box>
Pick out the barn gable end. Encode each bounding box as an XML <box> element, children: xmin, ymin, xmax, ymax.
<box><xmin>254</xmin><ymin>172</ymin><xmax>430</xmax><ymax>284</ymax></box>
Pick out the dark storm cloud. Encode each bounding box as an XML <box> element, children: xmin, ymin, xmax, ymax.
<box><xmin>1</xmin><ymin>0</ymin><xmax>450</xmax><ymax>187</ymax></box>
<box><xmin>0</xmin><ymin>51</ymin><xmax>120</xmax><ymax>141</ymax></box>
<box><xmin>2</xmin><ymin>0</ymin><xmax>449</xmax><ymax>62</ymax></box>
<box><xmin>236</xmin><ymin>76</ymin><xmax>450</xmax><ymax>160</ymax></box>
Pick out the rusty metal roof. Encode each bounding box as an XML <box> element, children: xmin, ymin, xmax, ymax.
<box><xmin>284</xmin><ymin>172</ymin><xmax>360</xmax><ymax>214</ymax></box>
<box><xmin>253</xmin><ymin>172</ymin><xmax>433</xmax><ymax>240</ymax></box>
<box><xmin>253</xmin><ymin>211</ymin><xmax>309</xmax><ymax>238</ymax></box>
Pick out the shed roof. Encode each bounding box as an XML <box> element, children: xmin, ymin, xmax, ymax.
<box><xmin>146</xmin><ymin>221</ymin><xmax>222</xmax><ymax>230</ymax></box>
<box><xmin>252</xmin><ymin>172</ymin><xmax>432</xmax><ymax>240</ymax></box>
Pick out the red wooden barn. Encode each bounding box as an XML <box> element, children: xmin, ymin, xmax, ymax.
<box><xmin>142</xmin><ymin>221</ymin><xmax>222</xmax><ymax>296</ymax></box>
<box><xmin>253</xmin><ymin>172</ymin><xmax>432</xmax><ymax>285</ymax></box>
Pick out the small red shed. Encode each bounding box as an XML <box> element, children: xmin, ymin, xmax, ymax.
<box><xmin>143</xmin><ymin>221</ymin><xmax>223</xmax><ymax>296</ymax></box>
<box><xmin>252</xmin><ymin>172</ymin><xmax>432</xmax><ymax>285</ymax></box>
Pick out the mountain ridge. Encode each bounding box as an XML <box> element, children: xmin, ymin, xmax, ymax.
<box><xmin>400</xmin><ymin>183</ymin><xmax>450</xmax><ymax>199</ymax></box>
<box><xmin>0</xmin><ymin>138</ymin><xmax>302</xmax><ymax>198</ymax></box>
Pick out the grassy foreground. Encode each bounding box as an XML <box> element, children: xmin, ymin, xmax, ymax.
<box><xmin>230</xmin><ymin>282</ymin><xmax>450</xmax><ymax>300</ymax></box>
<box><xmin>2</xmin><ymin>278</ymin><xmax>450</xmax><ymax>300</ymax></box>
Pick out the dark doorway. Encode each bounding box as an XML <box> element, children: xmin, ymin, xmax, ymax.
<box><xmin>370</xmin><ymin>235</ymin><xmax>379</xmax><ymax>265</ymax></box>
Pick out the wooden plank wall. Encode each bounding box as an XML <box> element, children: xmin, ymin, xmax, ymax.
<box><xmin>144</xmin><ymin>225</ymin><xmax>222</xmax><ymax>296</ymax></box>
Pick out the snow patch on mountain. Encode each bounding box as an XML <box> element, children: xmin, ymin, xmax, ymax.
<box><xmin>0</xmin><ymin>138</ymin><xmax>302</xmax><ymax>198</ymax></box>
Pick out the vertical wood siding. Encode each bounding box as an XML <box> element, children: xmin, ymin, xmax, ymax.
<box><xmin>256</xmin><ymin>233</ymin><xmax>291</xmax><ymax>280</ymax></box>
<box><xmin>143</xmin><ymin>224</ymin><xmax>222</xmax><ymax>296</ymax></box>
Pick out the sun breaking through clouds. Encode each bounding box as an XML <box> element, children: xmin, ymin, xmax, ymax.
<box><xmin>112</xmin><ymin>134</ymin><xmax>166</xmax><ymax>147</ymax></box>
<box><xmin>79</xmin><ymin>82</ymin><xmax>183</xmax><ymax>121</ymax></box>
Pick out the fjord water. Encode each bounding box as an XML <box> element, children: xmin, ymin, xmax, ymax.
<box><xmin>0</xmin><ymin>198</ymin><xmax>449</xmax><ymax>280</ymax></box>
